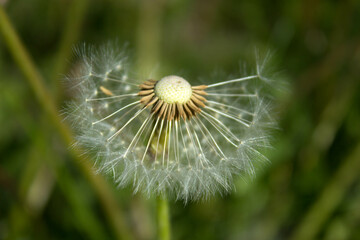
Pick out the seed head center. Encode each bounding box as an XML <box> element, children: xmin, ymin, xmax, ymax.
<box><xmin>138</xmin><ymin>76</ymin><xmax>208</xmax><ymax>121</ymax></box>
<box><xmin>155</xmin><ymin>75</ymin><xmax>192</xmax><ymax>104</ymax></box>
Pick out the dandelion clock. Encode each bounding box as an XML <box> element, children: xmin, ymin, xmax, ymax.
<box><xmin>67</xmin><ymin>44</ymin><xmax>277</xmax><ymax>202</ymax></box>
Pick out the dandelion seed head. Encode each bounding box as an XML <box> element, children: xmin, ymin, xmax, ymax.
<box><xmin>155</xmin><ymin>75</ymin><xmax>192</xmax><ymax>104</ymax></box>
<box><xmin>67</xmin><ymin>43</ymin><xmax>278</xmax><ymax>201</ymax></box>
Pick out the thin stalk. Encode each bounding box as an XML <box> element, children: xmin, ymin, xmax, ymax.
<box><xmin>157</xmin><ymin>196</ymin><xmax>171</xmax><ymax>240</ymax></box>
<box><xmin>0</xmin><ymin>6</ymin><xmax>133</xmax><ymax>240</ymax></box>
<box><xmin>136</xmin><ymin>1</ymin><xmax>169</xmax><ymax>239</ymax></box>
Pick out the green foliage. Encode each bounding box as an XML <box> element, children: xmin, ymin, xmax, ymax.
<box><xmin>0</xmin><ymin>0</ymin><xmax>359</xmax><ymax>239</ymax></box>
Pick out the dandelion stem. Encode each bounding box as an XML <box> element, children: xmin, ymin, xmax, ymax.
<box><xmin>156</xmin><ymin>196</ymin><xmax>171</xmax><ymax>240</ymax></box>
<box><xmin>0</xmin><ymin>6</ymin><xmax>133</xmax><ymax>240</ymax></box>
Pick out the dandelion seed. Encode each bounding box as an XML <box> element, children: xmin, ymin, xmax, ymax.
<box><xmin>68</xmin><ymin>44</ymin><xmax>277</xmax><ymax>201</ymax></box>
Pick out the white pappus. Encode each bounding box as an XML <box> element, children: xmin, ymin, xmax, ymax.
<box><xmin>67</xmin><ymin>43</ymin><xmax>277</xmax><ymax>201</ymax></box>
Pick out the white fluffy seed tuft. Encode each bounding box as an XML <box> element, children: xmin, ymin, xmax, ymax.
<box><xmin>66</xmin><ymin>44</ymin><xmax>279</xmax><ymax>202</ymax></box>
<box><xmin>155</xmin><ymin>75</ymin><xmax>192</xmax><ymax>104</ymax></box>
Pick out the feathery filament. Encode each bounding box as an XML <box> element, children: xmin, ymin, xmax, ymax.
<box><xmin>68</xmin><ymin>44</ymin><xmax>276</xmax><ymax>201</ymax></box>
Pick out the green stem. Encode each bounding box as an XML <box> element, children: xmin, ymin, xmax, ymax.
<box><xmin>0</xmin><ymin>6</ymin><xmax>133</xmax><ymax>240</ymax></box>
<box><xmin>157</xmin><ymin>196</ymin><xmax>171</xmax><ymax>240</ymax></box>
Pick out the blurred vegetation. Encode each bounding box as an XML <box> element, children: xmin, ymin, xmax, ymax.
<box><xmin>1</xmin><ymin>0</ymin><xmax>360</xmax><ymax>240</ymax></box>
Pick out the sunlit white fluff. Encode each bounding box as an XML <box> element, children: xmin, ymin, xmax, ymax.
<box><xmin>67</xmin><ymin>43</ymin><xmax>276</xmax><ymax>201</ymax></box>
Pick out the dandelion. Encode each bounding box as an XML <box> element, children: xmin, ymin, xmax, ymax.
<box><xmin>68</xmin><ymin>44</ymin><xmax>276</xmax><ymax>201</ymax></box>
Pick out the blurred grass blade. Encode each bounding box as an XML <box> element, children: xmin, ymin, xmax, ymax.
<box><xmin>51</xmin><ymin>0</ymin><xmax>88</xmax><ymax>102</ymax></box>
<box><xmin>0</xmin><ymin>6</ymin><xmax>133</xmax><ymax>240</ymax></box>
<box><xmin>291</xmin><ymin>143</ymin><xmax>360</xmax><ymax>240</ymax></box>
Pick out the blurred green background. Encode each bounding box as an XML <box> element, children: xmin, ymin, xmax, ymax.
<box><xmin>1</xmin><ymin>0</ymin><xmax>360</xmax><ymax>239</ymax></box>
